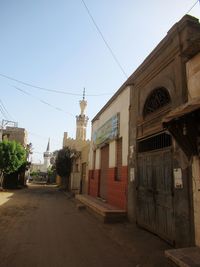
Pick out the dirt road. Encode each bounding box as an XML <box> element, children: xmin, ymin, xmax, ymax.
<box><xmin>0</xmin><ymin>185</ymin><xmax>170</xmax><ymax>267</ymax></box>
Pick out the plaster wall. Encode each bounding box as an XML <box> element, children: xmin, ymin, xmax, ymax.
<box><xmin>95</xmin><ymin>148</ymin><xmax>101</xmax><ymax>169</ymax></box>
<box><xmin>186</xmin><ymin>51</ymin><xmax>200</xmax><ymax>247</ymax></box>
<box><xmin>89</xmin><ymin>86</ymin><xmax>130</xmax><ymax>169</ymax></box>
<box><xmin>186</xmin><ymin>52</ymin><xmax>200</xmax><ymax>99</ymax></box>
<box><xmin>109</xmin><ymin>140</ymin><xmax>116</xmax><ymax>168</ymax></box>
<box><xmin>63</xmin><ymin>132</ymin><xmax>90</xmax><ymax>151</ymax></box>
<box><xmin>81</xmin><ymin>144</ymin><xmax>90</xmax><ymax>194</ymax></box>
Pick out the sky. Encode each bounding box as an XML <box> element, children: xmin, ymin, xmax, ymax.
<box><xmin>0</xmin><ymin>0</ymin><xmax>199</xmax><ymax>163</ymax></box>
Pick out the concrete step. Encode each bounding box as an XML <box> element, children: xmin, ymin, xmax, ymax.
<box><xmin>75</xmin><ymin>194</ymin><xmax>127</xmax><ymax>223</ymax></box>
<box><xmin>165</xmin><ymin>247</ymin><xmax>200</xmax><ymax>267</ymax></box>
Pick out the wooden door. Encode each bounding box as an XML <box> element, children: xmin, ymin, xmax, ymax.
<box><xmin>137</xmin><ymin>149</ymin><xmax>174</xmax><ymax>243</ymax></box>
<box><xmin>100</xmin><ymin>145</ymin><xmax>109</xmax><ymax>200</ymax></box>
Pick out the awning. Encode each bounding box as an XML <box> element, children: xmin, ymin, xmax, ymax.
<box><xmin>162</xmin><ymin>97</ymin><xmax>200</xmax><ymax>158</ymax></box>
<box><xmin>163</xmin><ymin>97</ymin><xmax>200</xmax><ymax>124</ymax></box>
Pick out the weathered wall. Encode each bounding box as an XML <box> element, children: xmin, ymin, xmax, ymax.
<box><xmin>192</xmin><ymin>157</ymin><xmax>200</xmax><ymax>246</ymax></box>
<box><xmin>128</xmin><ymin>15</ymin><xmax>199</xmax><ymax>246</ymax></box>
<box><xmin>88</xmin><ymin>170</ymin><xmax>100</xmax><ymax>197</ymax></box>
<box><xmin>107</xmin><ymin>166</ymin><xmax>128</xmax><ymax>209</ymax></box>
<box><xmin>63</xmin><ymin>132</ymin><xmax>90</xmax><ymax>151</ymax></box>
<box><xmin>186</xmin><ymin>52</ymin><xmax>200</xmax><ymax>99</ymax></box>
<box><xmin>3</xmin><ymin>127</ymin><xmax>27</xmax><ymax>146</ymax></box>
<box><xmin>81</xmin><ymin>144</ymin><xmax>90</xmax><ymax>194</ymax></box>
<box><xmin>186</xmin><ymin>52</ymin><xmax>200</xmax><ymax>246</ymax></box>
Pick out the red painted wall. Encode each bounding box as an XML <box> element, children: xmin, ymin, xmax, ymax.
<box><xmin>88</xmin><ymin>169</ymin><xmax>100</xmax><ymax>197</ymax></box>
<box><xmin>88</xmin><ymin>166</ymin><xmax>127</xmax><ymax>210</ymax></box>
<box><xmin>107</xmin><ymin>166</ymin><xmax>128</xmax><ymax>210</ymax></box>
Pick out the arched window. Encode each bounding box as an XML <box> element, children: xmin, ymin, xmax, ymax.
<box><xmin>143</xmin><ymin>87</ymin><xmax>171</xmax><ymax>117</ymax></box>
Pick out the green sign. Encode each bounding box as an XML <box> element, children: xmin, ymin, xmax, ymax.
<box><xmin>93</xmin><ymin>114</ymin><xmax>119</xmax><ymax>146</ymax></box>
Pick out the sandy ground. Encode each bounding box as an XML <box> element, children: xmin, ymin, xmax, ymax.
<box><xmin>0</xmin><ymin>184</ymin><xmax>171</xmax><ymax>267</ymax></box>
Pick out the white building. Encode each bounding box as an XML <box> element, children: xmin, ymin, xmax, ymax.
<box><xmin>31</xmin><ymin>139</ymin><xmax>52</xmax><ymax>173</ymax></box>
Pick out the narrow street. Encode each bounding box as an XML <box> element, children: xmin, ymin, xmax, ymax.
<box><xmin>0</xmin><ymin>185</ymin><xmax>170</xmax><ymax>267</ymax></box>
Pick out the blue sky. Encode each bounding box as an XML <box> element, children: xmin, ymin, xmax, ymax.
<box><xmin>0</xmin><ymin>0</ymin><xmax>199</xmax><ymax>163</ymax></box>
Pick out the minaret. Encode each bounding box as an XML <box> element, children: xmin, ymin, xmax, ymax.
<box><xmin>76</xmin><ymin>89</ymin><xmax>89</xmax><ymax>141</ymax></box>
<box><xmin>43</xmin><ymin>138</ymin><xmax>51</xmax><ymax>171</ymax></box>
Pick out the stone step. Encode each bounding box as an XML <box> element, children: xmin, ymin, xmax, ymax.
<box><xmin>165</xmin><ymin>247</ymin><xmax>200</xmax><ymax>267</ymax></box>
<box><xmin>75</xmin><ymin>194</ymin><xmax>127</xmax><ymax>223</ymax></box>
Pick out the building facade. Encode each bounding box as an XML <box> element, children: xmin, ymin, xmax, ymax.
<box><xmin>163</xmin><ymin>51</ymin><xmax>200</xmax><ymax>246</ymax></box>
<box><xmin>186</xmin><ymin>53</ymin><xmax>200</xmax><ymax>247</ymax></box>
<box><xmin>128</xmin><ymin>15</ymin><xmax>200</xmax><ymax>247</ymax></box>
<box><xmin>88</xmin><ymin>86</ymin><xmax>130</xmax><ymax>210</ymax></box>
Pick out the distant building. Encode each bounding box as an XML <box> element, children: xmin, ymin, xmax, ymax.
<box><xmin>2</xmin><ymin>126</ymin><xmax>27</xmax><ymax>147</ymax></box>
<box><xmin>30</xmin><ymin>163</ymin><xmax>43</xmax><ymax>173</ymax></box>
<box><xmin>1</xmin><ymin>123</ymin><xmax>28</xmax><ymax>187</ymax></box>
<box><xmin>76</xmin><ymin>89</ymin><xmax>89</xmax><ymax>141</ymax></box>
<box><xmin>63</xmin><ymin>89</ymin><xmax>89</xmax><ymax>150</ymax></box>
<box><xmin>41</xmin><ymin>139</ymin><xmax>52</xmax><ymax>172</ymax></box>
<box><xmin>62</xmin><ymin>90</ymin><xmax>90</xmax><ymax>193</ymax></box>
<box><xmin>31</xmin><ymin>139</ymin><xmax>52</xmax><ymax>173</ymax></box>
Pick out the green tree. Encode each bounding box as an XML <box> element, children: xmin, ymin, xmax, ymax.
<box><xmin>0</xmin><ymin>140</ymin><xmax>26</xmax><ymax>188</ymax></box>
<box><xmin>55</xmin><ymin>147</ymin><xmax>74</xmax><ymax>190</ymax></box>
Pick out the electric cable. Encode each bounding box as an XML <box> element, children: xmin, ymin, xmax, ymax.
<box><xmin>187</xmin><ymin>0</ymin><xmax>200</xmax><ymax>13</ymax></box>
<box><xmin>80</xmin><ymin>0</ymin><xmax>128</xmax><ymax>79</ymax></box>
<box><xmin>0</xmin><ymin>73</ymin><xmax>112</xmax><ymax>96</ymax></box>
<box><xmin>13</xmin><ymin>86</ymin><xmax>74</xmax><ymax>117</ymax></box>
<box><xmin>0</xmin><ymin>104</ymin><xmax>9</xmax><ymax>120</ymax></box>
<box><xmin>0</xmin><ymin>99</ymin><xmax>14</xmax><ymax>121</ymax></box>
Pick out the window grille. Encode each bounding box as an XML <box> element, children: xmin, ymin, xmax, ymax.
<box><xmin>138</xmin><ymin>133</ymin><xmax>171</xmax><ymax>153</ymax></box>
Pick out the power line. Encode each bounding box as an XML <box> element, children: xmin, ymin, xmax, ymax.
<box><xmin>13</xmin><ymin>86</ymin><xmax>74</xmax><ymax>117</ymax></box>
<box><xmin>0</xmin><ymin>104</ymin><xmax>9</xmax><ymax>120</ymax></box>
<box><xmin>0</xmin><ymin>99</ymin><xmax>12</xmax><ymax>120</ymax></box>
<box><xmin>0</xmin><ymin>99</ymin><xmax>14</xmax><ymax>121</ymax></box>
<box><xmin>0</xmin><ymin>73</ymin><xmax>112</xmax><ymax>96</ymax></box>
<box><xmin>80</xmin><ymin>0</ymin><xmax>128</xmax><ymax>79</ymax></box>
<box><xmin>187</xmin><ymin>0</ymin><xmax>200</xmax><ymax>13</ymax></box>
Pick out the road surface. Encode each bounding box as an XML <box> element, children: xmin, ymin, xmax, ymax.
<box><xmin>0</xmin><ymin>185</ymin><xmax>170</xmax><ymax>267</ymax></box>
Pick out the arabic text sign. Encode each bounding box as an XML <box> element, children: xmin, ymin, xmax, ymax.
<box><xmin>93</xmin><ymin>114</ymin><xmax>119</xmax><ymax>146</ymax></box>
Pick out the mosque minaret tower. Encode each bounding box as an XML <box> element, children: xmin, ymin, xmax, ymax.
<box><xmin>43</xmin><ymin>138</ymin><xmax>51</xmax><ymax>172</ymax></box>
<box><xmin>76</xmin><ymin>89</ymin><xmax>89</xmax><ymax>141</ymax></box>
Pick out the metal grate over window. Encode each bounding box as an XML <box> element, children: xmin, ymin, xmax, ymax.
<box><xmin>138</xmin><ymin>133</ymin><xmax>172</xmax><ymax>153</ymax></box>
<box><xmin>143</xmin><ymin>88</ymin><xmax>171</xmax><ymax>117</ymax></box>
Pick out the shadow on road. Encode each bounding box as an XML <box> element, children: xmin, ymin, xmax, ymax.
<box><xmin>0</xmin><ymin>185</ymin><xmax>171</xmax><ymax>267</ymax></box>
